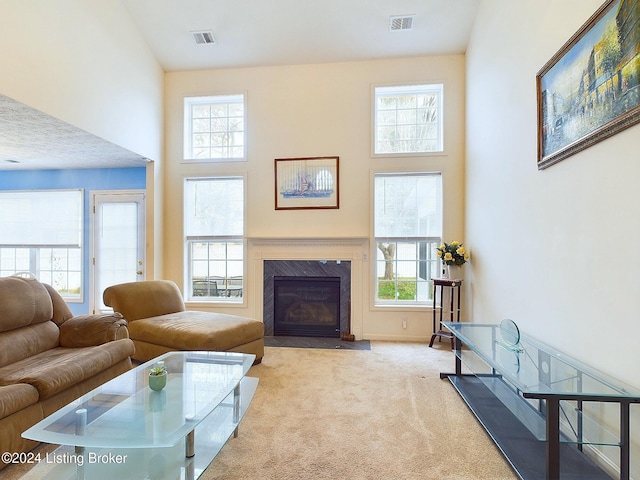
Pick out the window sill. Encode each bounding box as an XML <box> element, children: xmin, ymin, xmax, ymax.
<box><xmin>371</xmin><ymin>303</ymin><xmax>431</xmax><ymax>312</ymax></box>
<box><xmin>371</xmin><ymin>151</ymin><xmax>447</xmax><ymax>159</ymax></box>
<box><xmin>186</xmin><ymin>299</ymin><xmax>245</xmax><ymax>308</ymax></box>
<box><xmin>181</xmin><ymin>157</ymin><xmax>247</xmax><ymax>164</ymax></box>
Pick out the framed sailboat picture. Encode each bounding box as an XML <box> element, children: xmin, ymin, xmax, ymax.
<box><xmin>274</xmin><ymin>156</ymin><xmax>339</xmax><ymax>210</ymax></box>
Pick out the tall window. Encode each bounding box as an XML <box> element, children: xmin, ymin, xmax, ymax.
<box><xmin>184</xmin><ymin>94</ymin><xmax>245</xmax><ymax>161</ymax></box>
<box><xmin>185</xmin><ymin>177</ymin><xmax>244</xmax><ymax>302</ymax></box>
<box><xmin>0</xmin><ymin>189</ymin><xmax>83</xmax><ymax>299</ymax></box>
<box><xmin>373</xmin><ymin>84</ymin><xmax>443</xmax><ymax>155</ymax></box>
<box><xmin>374</xmin><ymin>173</ymin><xmax>442</xmax><ymax>304</ymax></box>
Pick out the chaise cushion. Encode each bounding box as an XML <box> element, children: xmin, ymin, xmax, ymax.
<box><xmin>127</xmin><ymin>311</ymin><xmax>264</xmax><ymax>352</ymax></box>
<box><xmin>0</xmin><ymin>338</ymin><xmax>135</xmax><ymax>400</ymax></box>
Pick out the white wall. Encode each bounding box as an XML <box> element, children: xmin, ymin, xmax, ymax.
<box><xmin>164</xmin><ymin>56</ymin><xmax>466</xmax><ymax>339</ymax></box>
<box><xmin>0</xmin><ymin>0</ymin><xmax>165</xmax><ymax>278</ymax></box>
<box><xmin>0</xmin><ymin>0</ymin><xmax>163</xmax><ymax>162</ymax></box>
<box><xmin>467</xmin><ymin>0</ymin><xmax>640</xmax><ymax>474</ymax></box>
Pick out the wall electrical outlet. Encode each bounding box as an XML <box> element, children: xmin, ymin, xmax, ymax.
<box><xmin>402</xmin><ymin>317</ymin><xmax>408</xmax><ymax>329</ymax></box>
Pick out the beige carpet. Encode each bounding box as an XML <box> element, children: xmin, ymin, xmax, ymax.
<box><xmin>204</xmin><ymin>342</ymin><xmax>516</xmax><ymax>480</ymax></box>
<box><xmin>3</xmin><ymin>342</ymin><xmax>517</xmax><ymax>479</ymax></box>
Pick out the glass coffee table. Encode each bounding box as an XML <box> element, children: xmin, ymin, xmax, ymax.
<box><xmin>22</xmin><ymin>351</ymin><xmax>258</xmax><ymax>480</ymax></box>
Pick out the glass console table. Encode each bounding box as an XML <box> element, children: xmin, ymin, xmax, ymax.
<box><xmin>441</xmin><ymin>322</ymin><xmax>640</xmax><ymax>480</ymax></box>
<box><xmin>22</xmin><ymin>351</ymin><xmax>258</xmax><ymax>480</ymax></box>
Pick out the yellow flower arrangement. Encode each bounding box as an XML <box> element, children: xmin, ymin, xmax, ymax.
<box><xmin>436</xmin><ymin>240</ymin><xmax>470</xmax><ymax>266</ymax></box>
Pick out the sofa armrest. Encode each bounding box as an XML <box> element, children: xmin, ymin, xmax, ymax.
<box><xmin>59</xmin><ymin>313</ymin><xmax>130</xmax><ymax>347</ymax></box>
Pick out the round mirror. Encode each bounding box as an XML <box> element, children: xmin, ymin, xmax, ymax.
<box><xmin>498</xmin><ymin>345</ymin><xmax>520</xmax><ymax>374</ymax></box>
<box><xmin>500</xmin><ymin>319</ymin><xmax>520</xmax><ymax>347</ymax></box>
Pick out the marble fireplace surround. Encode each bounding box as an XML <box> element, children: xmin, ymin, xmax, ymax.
<box><xmin>264</xmin><ymin>259</ymin><xmax>350</xmax><ymax>336</ymax></box>
<box><xmin>248</xmin><ymin>238</ymin><xmax>367</xmax><ymax>340</ymax></box>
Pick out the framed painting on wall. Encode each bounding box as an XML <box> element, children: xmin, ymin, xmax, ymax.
<box><xmin>274</xmin><ymin>156</ymin><xmax>339</xmax><ymax>210</ymax></box>
<box><xmin>536</xmin><ymin>0</ymin><xmax>640</xmax><ymax>169</ymax></box>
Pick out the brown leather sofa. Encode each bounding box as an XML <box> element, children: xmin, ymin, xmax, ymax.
<box><xmin>0</xmin><ymin>276</ymin><xmax>135</xmax><ymax>470</ymax></box>
<box><xmin>103</xmin><ymin>280</ymin><xmax>264</xmax><ymax>364</ymax></box>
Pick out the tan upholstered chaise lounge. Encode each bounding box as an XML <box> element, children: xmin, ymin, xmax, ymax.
<box><xmin>103</xmin><ymin>280</ymin><xmax>264</xmax><ymax>364</ymax></box>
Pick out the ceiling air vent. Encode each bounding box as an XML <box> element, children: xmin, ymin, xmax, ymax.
<box><xmin>191</xmin><ymin>30</ymin><xmax>216</xmax><ymax>45</ymax></box>
<box><xmin>389</xmin><ymin>15</ymin><xmax>414</xmax><ymax>32</ymax></box>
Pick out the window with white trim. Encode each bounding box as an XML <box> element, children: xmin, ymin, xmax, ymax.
<box><xmin>373</xmin><ymin>84</ymin><xmax>443</xmax><ymax>155</ymax></box>
<box><xmin>0</xmin><ymin>189</ymin><xmax>83</xmax><ymax>299</ymax></box>
<box><xmin>185</xmin><ymin>177</ymin><xmax>244</xmax><ymax>302</ymax></box>
<box><xmin>374</xmin><ymin>173</ymin><xmax>442</xmax><ymax>304</ymax></box>
<box><xmin>184</xmin><ymin>94</ymin><xmax>245</xmax><ymax>161</ymax></box>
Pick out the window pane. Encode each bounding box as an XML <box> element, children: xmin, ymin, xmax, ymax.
<box><xmin>185</xmin><ymin>177</ymin><xmax>244</xmax><ymax>302</ymax></box>
<box><xmin>0</xmin><ymin>190</ymin><xmax>82</xmax><ymax>247</ymax></box>
<box><xmin>375</xmin><ymin>240</ymin><xmax>439</xmax><ymax>303</ymax></box>
<box><xmin>185</xmin><ymin>177</ymin><xmax>244</xmax><ymax>237</ymax></box>
<box><xmin>192</xmin><ymin>118</ymin><xmax>210</xmax><ymax>133</ymax></box>
<box><xmin>184</xmin><ymin>95</ymin><xmax>245</xmax><ymax>160</ymax></box>
<box><xmin>192</xmin><ymin>104</ymin><xmax>210</xmax><ymax>118</ymax></box>
<box><xmin>374</xmin><ymin>84</ymin><xmax>443</xmax><ymax>155</ymax></box>
<box><xmin>374</xmin><ymin>173</ymin><xmax>442</xmax><ymax>239</ymax></box>
<box><xmin>374</xmin><ymin>173</ymin><xmax>442</xmax><ymax>304</ymax></box>
<box><xmin>188</xmin><ymin>240</ymin><xmax>244</xmax><ymax>301</ymax></box>
<box><xmin>0</xmin><ymin>190</ymin><xmax>83</xmax><ymax>298</ymax></box>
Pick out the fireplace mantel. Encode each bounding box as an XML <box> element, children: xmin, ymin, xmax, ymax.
<box><xmin>248</xmin><ymin>237</ymin><xmax>368</xmax><ymax>248</ymax></box>
<box><xmin>248</xmin><ymin>237</ymin><xmax>368</xmax><ymax>261</ymax></box>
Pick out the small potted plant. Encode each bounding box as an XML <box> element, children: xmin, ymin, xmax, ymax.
<box><xmin>148</xmin><ymin>362</ymin><xmax>167</xmax><ymax>391</ymax></box>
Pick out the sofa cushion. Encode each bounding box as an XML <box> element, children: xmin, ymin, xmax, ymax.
<box><xmin>0</xmin><ymin>277</ymin><xmax>53</xmax><ymax>332</ymax></box>
<box><xmin>43</xmin><ymin>283</ymin><xmax>74</xmax><ymax>326</ymax></box>
<box><xmin>0</xmin><ymin>338</ymin><xmax>135</xmax><ymax>400</ymax></box>
<box><xmin>128</xmin><ymin>311</ymin><xmax>264</xmax><ymax>351</ymax></box>
<box><xmin>0</xmin><ymin>384</ymin><xmax>39</xmax><ymax>421</ymax></box>
<box><xmin>0</xmin><ymin>321</ymin><xmax>60</xmax><ymax>368</ymax></box>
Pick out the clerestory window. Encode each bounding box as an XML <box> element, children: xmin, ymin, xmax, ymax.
<box><xmin>373</xmin><ymin>84</ymin><xmax>443</xmax><ymax>156</ymax></box>
<box><xmin>184</xmin><ymin>94</ymin><xmax>246</xmax><ymax>161</ymax></box>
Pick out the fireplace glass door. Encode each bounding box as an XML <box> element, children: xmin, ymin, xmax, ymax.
<box><xmin>274</xmin><ymin>276</ymin><xmax>340</xmax><ymax>337</ymax></box>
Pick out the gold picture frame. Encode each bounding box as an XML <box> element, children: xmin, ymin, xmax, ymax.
<box><xmin>536</xmin><ymin>0</ymin><xmax>640</xmax><ymax>169</ymax></box>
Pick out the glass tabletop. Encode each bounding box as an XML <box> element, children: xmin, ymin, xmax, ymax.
<box><xmin>23</xmin><ymin>351</ymin><xmax>255</xmax><ymax>448</ymax></box>
<box><xmin>443</xmin><ymin>322</ymin><xmax>640</xmax><ymax>399</ymax></box>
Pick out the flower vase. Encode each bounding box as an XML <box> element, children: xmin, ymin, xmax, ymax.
<box><xmin>442</xmin><ymin>264</ymin><xmax>451</xmax><ymax>279</ymax></box>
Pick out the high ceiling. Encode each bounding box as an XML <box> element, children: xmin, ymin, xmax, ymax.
<box><xmin>121</xmin><ymin>0</ymin><xmax>480</xmax><ymax>71</ymax></box>
<box><xmin>0</xmin><ymin>1</ymin><xmax>479</xmax><ymax>170</ymax></box>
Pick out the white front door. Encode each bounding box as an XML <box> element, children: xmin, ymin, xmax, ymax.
<box><xmin>91</xmin><ymin>191</ymin><xmax>145</xmax><ymax>313</ymax></box>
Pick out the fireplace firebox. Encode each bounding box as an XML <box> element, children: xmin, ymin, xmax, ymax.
<box><xmin>273</xmin><ymin>276</ymin><xmax>340</xmax><ymax>337</ymax></box>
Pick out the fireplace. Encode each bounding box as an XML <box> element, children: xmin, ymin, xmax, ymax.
<box><xmin>263</xmin><ymin>259</ymin><xmax>351</xmax><ymax>337</ymax></box>
<box><xmin>274</xmin><ymin>276</ymin><xmax>340</xmax><ymax>337</ymax></box>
